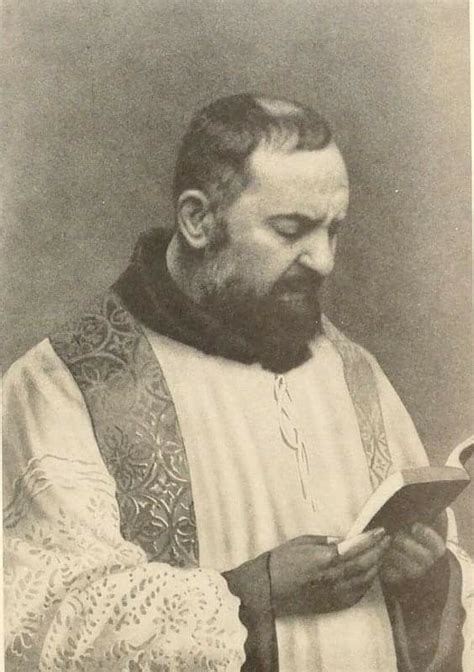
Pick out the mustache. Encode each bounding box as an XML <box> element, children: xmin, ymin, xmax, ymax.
<box><xmin>272</xmin><ymin>269</ymin><xmax>324</xmax><ymax>294</ymax></box>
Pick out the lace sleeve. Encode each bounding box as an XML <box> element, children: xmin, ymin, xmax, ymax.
<box><xmin>3</xmin><ymin>342</ymin><xmax>246</xmax><ymax>671</ymax></box>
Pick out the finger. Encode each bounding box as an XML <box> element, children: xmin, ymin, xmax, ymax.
<box><xmin>341</xmin><ymin>562</ymin><xmax>380</xmax><ymax>591</ymax></box>
<box><xmin>337</xmin><ymin>528</ymin><xmax>386</xmax><ymax>559</ymax></box>
<box><xmin>383</xmin><ymin>546</ymin><xmax>428</xmax><ymax>579</ymax></box>
<box><xmin>410</xmin><ymin>523</ymin><xmax>446</xmax><ymax>559</ymax></box>
<box><xmin>285</xmin><ymin>535</ymin><xmax>330</xmax><ymax>546</ymax></box>
<box><xmin>316</xmin><ymin>547</ymin><xmax>340</xmax><ymax>573</ymax></box>
<box><xmin>285</xmin><ymin>535</ymin><xmax>342</xmax><ymax>561</ymax></box>
<box><xmin>392</xmin><ymin>532</ymin><xmax>439</xmax><ymax>567</ymax></box>
<box><xmin>325</xmin><ymin>545</ymin><xmax>383</xmax><ymax>584</ymax></box>
<box><xmin>340</xmin><ymin>536</ymin><xmax>391</xmax><ymax>579</ymax></box>
<box><xmin>429</xmin><ymin>511</ymin><xmax>448</xmax><ymax>540</ymax></box>
<box><xmin>297</xmin><ymin>543</ymin><xmax>340</xmax><ymax>577</ymax></box>
<box><xmin>336</xmin><ymin>565</ymin><xmax>380</xmax><ymax>608</ymax></box>
<box><xmin>308</xmin><ymin>542</ymin><xmax>339</xmax><ymax>572</ymax></box>
<box><xmin>380</xmin><ymin>556</ymin><xmax>406</xmax><ymax>584</ymax></box>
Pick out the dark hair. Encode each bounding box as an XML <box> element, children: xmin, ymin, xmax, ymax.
<box><xmin>172</xmin><ymin>93</ymin><xmax>332</xmax><ymax>211</ymax></box>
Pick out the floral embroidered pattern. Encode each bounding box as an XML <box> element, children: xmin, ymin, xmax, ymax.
<box><xmin>37</xmin><ymin>564</ymin><xmax>244</xmax><ymax>672</ymax></box>
<box><xmin>322</xmin><ymin>316</ymin><xmax>393</xmax><ymax>488</ymax></box>
<box><xmin>50</xmin><ymin>292</ymin><xmax>198</xmax><ymax>567</ymax></box>
<box><xmin>4</xmin><ymin>486</ymin><xmax>245</xmax><ymax>671</ymax></box>
<box><xmin>4</xmin><ymin>483</ymin><xmax>146</xmax><ymax>668</ymax></box>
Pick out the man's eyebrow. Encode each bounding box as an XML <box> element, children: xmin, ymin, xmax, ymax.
<box><xmin>267</xmin><ymin>213</ymin><xmax>325</xmax><ymax>228</ymax></box>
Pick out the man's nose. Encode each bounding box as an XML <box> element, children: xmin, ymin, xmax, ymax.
<box><xmin>298</xmin><ymin>232</ymin><xmax>335</xmax><ymax>277</ymax></box>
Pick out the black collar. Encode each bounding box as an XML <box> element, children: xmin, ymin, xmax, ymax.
<box><xmin>114</xmin><ymin>228</ymin><xmax>261</xmax><ymax>366</ymax></box>
<box><xmin>113</xmin><ymin>228</ymin><xmax>316</xmax><ymax>372</ymax></box>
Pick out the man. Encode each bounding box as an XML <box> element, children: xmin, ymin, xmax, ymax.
<box><xmin>3</xmin><ymin>94</ymin><xmax>471</xmax><ymax>671</ymax></box>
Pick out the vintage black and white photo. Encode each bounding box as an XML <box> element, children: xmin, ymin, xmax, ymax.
<box><xmin>2</xmin><ymin>2</ymin><xmax>472</xmax><ymax>670</ymax></box>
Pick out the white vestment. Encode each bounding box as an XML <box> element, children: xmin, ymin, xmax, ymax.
<box><xmin>3</xmin><ymin>330</ymin><xmax>473</xmax><ymax>671</ymax></box>
<box><xmin>3</xmin><ymin>339</ymin><xmax>246</xmax><ymax>671</ymax></box>
<box><xmin>144</xmin><ymin>329</ymin><xmax>420</xmax><ymax>672</ymax></box>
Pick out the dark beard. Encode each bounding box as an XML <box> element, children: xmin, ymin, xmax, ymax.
<box><xmin>200</xmin><ymin>272</ymin><xmax>323</xmax><ymax>373</ymax></box>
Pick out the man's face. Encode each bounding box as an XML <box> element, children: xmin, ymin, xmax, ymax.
<box><xmin>199</xmin><ymin>141</ymin><xmax>349</xmax><ymax>369</ymax></box>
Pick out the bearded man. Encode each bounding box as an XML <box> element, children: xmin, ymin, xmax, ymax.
<box><xmin>4</xmin><ymin>94</ymin><xmax>472</xmax><ymax>671</ymax></box>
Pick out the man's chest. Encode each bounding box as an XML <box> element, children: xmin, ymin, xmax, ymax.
<box><xmin>146</xmin><ymin>330</ymin><xmax>376</xmax><ymax>569</ymax></box>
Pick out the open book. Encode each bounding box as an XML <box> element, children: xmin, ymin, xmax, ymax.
<box><xmin>346</xmin><ymin>436</ymin><xmax>474</xmax><ymax>538</ymax></box>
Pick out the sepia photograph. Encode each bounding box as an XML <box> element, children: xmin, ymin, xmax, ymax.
<box><xmin>2</xmin><ymin>1</ymin><xmax>472</xmax><ymax>670</ymax></box>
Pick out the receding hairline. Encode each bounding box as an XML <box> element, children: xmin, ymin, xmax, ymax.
<box><xmin>172</xmin><ymin>93</ymin><xmax>334</xmax><ymax>210</ymax></box>
<box><xmin>242</xmin><ymin>141</ymin><xmax>349</xmax><ymax>198</ymax></box>
<box><xmin>252</xmin><ymin>95</ymin><xmax>330</xmax><ymax>153</ymax></box>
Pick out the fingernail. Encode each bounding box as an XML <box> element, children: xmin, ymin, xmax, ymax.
<box><xmin>372</xmin><ymin>527</ymin><xmax>386</xmax><ymax>539</ymax></box>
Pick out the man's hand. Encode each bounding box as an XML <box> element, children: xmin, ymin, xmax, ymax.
<box><xmin>380</xmin><ymin>519</ymin><xmax>447</xmax><ymax>589</ymax></box>
<box><xmin>269</xmin><ymin>528</ymin><xmax>390</xmax><ymax>616</ymax></box>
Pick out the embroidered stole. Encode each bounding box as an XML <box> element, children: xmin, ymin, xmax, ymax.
<box><xmin>50</xmin><ymin>291</ymin><xmax>198</xmax><ymax>566</ymax></box>
<box><xmin>50</xmin><ymin>291</ymin><xmax>393</xmax><ymax>568</ymax></box>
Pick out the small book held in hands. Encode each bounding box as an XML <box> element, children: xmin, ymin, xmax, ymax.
<box><xmin>346</xmin><ymin>436</ymin><xmax>474</xmax><ymax>538</ymax></box>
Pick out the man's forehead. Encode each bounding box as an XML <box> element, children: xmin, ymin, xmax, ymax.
<box><xmin>249</xmin><ymin>143</ymin><xmax>348</xmax><ymax>190</ymax></box>
<box><xmin>244</xmin><ymin>143</ymin><xmax>349</xmax><ymax>217</ymax></box>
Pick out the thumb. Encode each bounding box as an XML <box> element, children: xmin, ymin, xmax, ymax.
<box><xmin>286</xmin><ymin>535</ymin><xmax>342</xmax><ymax>547</ymax></box>
<box><xmin>337</xmin><ymin>528</ymin><xmax>386</xmax><ymax>559</ymax></box>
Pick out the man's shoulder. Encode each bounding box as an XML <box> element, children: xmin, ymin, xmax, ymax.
<box><xmin>44</xmin><ymin>288</ymin><xmax>164</xmax><ymax>401</ymax></box>
<box><xmin>43</xmin><ymin>287</ymin><xmax>147</xmax><ymax>367</ymax></box>
<box><xmin>4</xmin><ymin>289</ymin><xmax>136</xmax><ymax>385</ymax></box>
<box><xmin>322</xmin><ymin>315</ymin><xmax>379</xmax><ymax>367</ymax></box>
<box><xmin>321</xmin><ymin>316</ymin><xmax>404</xmax><ymax>405</ymax></box>
<box><xmin>5</xmin><ymin>338</ymin><xmax>57</xmax><ymax>380</ymax></box>
<box><xmin>3</xmin><ymin>337</ymin><xmax>73</xmax><ymax>404</ymax></box>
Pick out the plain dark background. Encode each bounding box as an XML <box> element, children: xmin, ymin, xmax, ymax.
<box><xmin>3</xmin><ymin>0</ymin><xmax>472</xmax><ymax>552</ymax></box>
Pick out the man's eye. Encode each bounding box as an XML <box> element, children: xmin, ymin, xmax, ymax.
<box><xmin>272</xmin><ymin>222</ymin><xmax>302</xmax><ymax>239</ymax></box>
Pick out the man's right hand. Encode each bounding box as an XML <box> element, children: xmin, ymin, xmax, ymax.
<box><xmin>269</xmin><ymin>528</ymin><xmax>390</xmax><ymax>616</ymax></box>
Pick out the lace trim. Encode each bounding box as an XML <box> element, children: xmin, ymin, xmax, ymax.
<box><xmin>5</xmin><ymin>490</ymin><xmax>245</xmax><ymax>671</ymax></box>
<box><xmin>4</xmin><ymin>455</ymin><xmax>116</xmax><ymax>529</ymax></box>
<box><xmin>38</xmin><ymin>565</ymin><xmax>244</xmax><ymax>672</ymax></box>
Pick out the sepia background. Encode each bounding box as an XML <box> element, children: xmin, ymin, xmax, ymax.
<box><xmin>2</xmin><ymin>0</ymin><xmax>472</xmax><ymax>551</ymax></box>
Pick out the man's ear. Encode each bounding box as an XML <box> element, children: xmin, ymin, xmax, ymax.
<box><xmin>176</xmin><ymin>190</ymin><xmax>216</xmax><ymax>250</ymax></box>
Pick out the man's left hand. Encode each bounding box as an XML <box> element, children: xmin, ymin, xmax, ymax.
<box><xmin>380</xmin><ymin>520</ymin><xmax>447</xmax><ymax>588</ymax></box>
